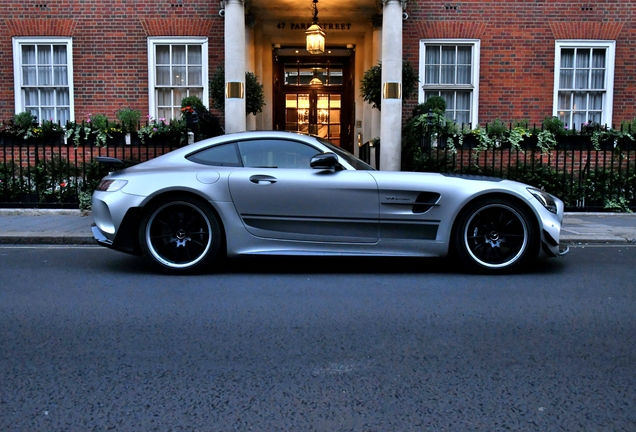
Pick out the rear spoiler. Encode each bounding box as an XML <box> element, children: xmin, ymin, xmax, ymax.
<box><xmin>95</xmin><ymin>156</ymin><xmax>126</xmax><ymax>170</ymax></box>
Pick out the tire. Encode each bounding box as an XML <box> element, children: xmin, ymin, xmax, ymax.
<box><xmin>453</xmin><ymin>197</ymin><xmax>539</xmax><ymax>274</ymax></box>
<box><xmin>138</xmin><ymin>196</ymin><xmax>222</xmax><ymax>274</ymax></box>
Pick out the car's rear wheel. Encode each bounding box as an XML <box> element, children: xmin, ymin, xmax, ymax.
<box><xmin>453</xmin><ymin>198</ymin><xmax>539</xmax><ymax>273</ymax></box>
<box><xmin>139</xmin><ymin>196</ymin><xmax>221</xmax><ymax>274</ymax></box>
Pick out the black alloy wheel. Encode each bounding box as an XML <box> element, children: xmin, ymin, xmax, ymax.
<box><xmin>139</xmin><ymin>197</ymin><xmax>222</xmax><ymax>274</ymax></box>
<box><xmin>454</xmin><ymin>198</ymin><xmax>539</xmax><ymax>273</ymax></box>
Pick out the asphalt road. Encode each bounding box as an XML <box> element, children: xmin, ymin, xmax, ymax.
<box><xmin>1</xmin><ymin>246</ymin><xmax>635</xmax><ymax>431</ymax></box>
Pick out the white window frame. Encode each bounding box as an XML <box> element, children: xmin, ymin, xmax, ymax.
<box><xmin>419</xmin><ymin>39</ymin><xmax>480</xmax><ymax>127</ymax></box>
<box><xmin>147</xmin><ymin>37</ymin><xmax>209</xmax><ymax>121</ymax></box>
<box><xmin>12</xmin><ymin>36</ymin><xmax>75</xmax><ymax>123</ymax></box>
<box><xmin>553</xmin><ymin>40</ymin><xmax>615</xmax><ymax>128</ymax></box>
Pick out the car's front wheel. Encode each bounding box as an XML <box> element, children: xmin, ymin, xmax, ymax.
<box><xmin>453</xmin><ymin>198</ymin><xmax>539</xmax><ymax>273</ymax></box>
<box><xmin>139</xmin><ymin>196</ymin><xmax>222</xmax><ymax>274</ymax></box>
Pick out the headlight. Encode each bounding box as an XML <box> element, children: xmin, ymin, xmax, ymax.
<box><xmin>527</xmin><ymin>187</ymin><xmax>557</xmax><ymax>213</ymax></box>
<box><xmin>96</xmin><ymin>179</ymin><xmax>128</xmax><ymax>192</ymax></box>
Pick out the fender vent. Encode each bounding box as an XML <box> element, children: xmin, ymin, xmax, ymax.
<box><xmin>413</xmin><ymin>192</ymin><xmax>441</xmax><ymax>214</ymax></box>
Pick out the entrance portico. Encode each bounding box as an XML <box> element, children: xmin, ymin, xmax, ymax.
<box><xmin>222</xmin><ymin>0</ymin><xmax>406</xmax><ymax>170</ymax></box>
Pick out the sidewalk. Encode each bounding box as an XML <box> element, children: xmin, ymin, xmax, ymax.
<box><xmin>0</xmin><ymin>208</ymin><xmax>635</xmax><ymax>245</ymax></box>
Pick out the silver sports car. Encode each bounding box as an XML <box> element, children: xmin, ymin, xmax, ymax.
<box><xmin>91</xmin><ymin>131</ymin><xmax>568</xmax><ymax>274</ymax></box>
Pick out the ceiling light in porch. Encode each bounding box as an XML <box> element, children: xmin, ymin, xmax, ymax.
<box><xmin>306</xmin><ymin>0</ymin><xmax>325</xmax><ymax>55</ymax></box>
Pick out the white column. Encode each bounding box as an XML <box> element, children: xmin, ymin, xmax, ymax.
<box><xmin>225</xmin><ymin>0</ymin><xmax>246</xmax><ymax>133</ymax></box>
<box><xmin>371</xmin><ymin>21</ymin><xmax>382</xmax><ymax>169</ymax></box>
<box><xmin>380</xmin><ymin>0</ymin><xmax>403</xmax><ymax>171</ymax></box>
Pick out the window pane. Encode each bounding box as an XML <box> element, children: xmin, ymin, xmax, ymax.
<box><xmin>156</xmin><ymin>45</ymin><xmax>170</xmax><ymax>64</ymax></box>
<box><xmin>590</xmin><ymin>93</ymin><xmax>603</xmax><ymax>110</ymax></box>
<box><xmin>40</xmin><ymin>89</ymin><xmax>54</xmax><ymax>105</ymax></box>
<box><xmin>457</xmin><ymin>65</ymin><xmax>471</xmax><ymax>84</ymax></box>
<box><xmin>157</xmin><ymin>108</ymin><xmax>172</xmax><ymax>120</ymax></box>
<box><xmin>174</xmin><ymin>88</ymin><xmax>187</xmax><ymax>105</ymax></box>
<box><xmin>189</xmin><ymin>88</ymin><xmax>203</xmax><ymax>100</ymax></box>
<box><xmin>53</xmin><ymin>45</ymin><xmax>67</xmax><ymax>64</ymax></box>
<box><xmin>54</xmin><ymin>66</ymin><xmax>68</xmax><ymax>85</ymax></box>
<box><xmin>440</xmin><ymin>91</ymin><xmax>454</xmax><ymax>110</ymax></box>
<box><xmin>24</xmin><ymin>89</ymin><xmax>39</xmax><ymax>105</ymax></box>
<box><xmin>573</xmin><ymin>112</ymin><xmax>587</xmax><ymax>129</ymax></box>
<box><xmin>425</xmin><ymin>46</ymin><xmax>440</xmax><ymax>65</ymax></box>
<box><xmin>559</xmin><ymin>69</ymin><xmax>573</xmax><ymax>89</ymax></box>
<box><xmin>561</xmin><ymin>49</ymin><xmax>574</xmax><ymax>68</ymax></box>
<box><xmin>591</xmin><ymin>69</ymin><xmax>604</xmax><ymax>89</ymax></box>
<box><xmin>457</xmin><ymin>46</ymin><xmax>471</xmax><ymax>64</ymax></box>
<box><xmin>172</xmin><ymin>45</ymin><xmax>186</xmax><ymax>64</ymax></box>
<box><xmin>575</xmin><ymin>68</ymin><xmax>588</xmax><ymax>89</ymax></box>
<box><xmin>187</xmin><ymin>45</ymin><xmax>202</xmax><ymax>64</ymax></box>
<box><xmin>592</xmin><ymin>49</ymin><xmax>605</xmax><ymax>68</ymax></box>
<box><xmin>22</xmin><ymin>45</ymin><xmax>36</xmax><ymax>64</ymax></box>
<box><xmin>37</xmin><ymin>45</ymin><xmax>51</xmax><ymax>65</ymax></box>
<box><xmin>41</xmin><ymin>107</ymin><xmax>54</xmax><ymax>121</ymax></box>
<box><xmin>56</xmin><ymin>89</ymin><xmax>69</xmax><ymax>105</ymax></box>
<box><xmin>156</xmin><ymin>66</ymin><xmax>170</xmax><ymax>86</ymax></box>
<box><xmin>173</xmin><ymin>66</ymin><xmax>186</xmax><ymax>86</ymax></box>
<box><xmin>441</xmin><ymin>65</ymin><xmax>455</xmax><ymax>84</ymax></box>
<box><xmin>456</xmin><ymin>91</ymin><xmax>471</xmax><ymax>111</ymax></box>
<box><xmin>157</xmin><ymin>88</ymin><xmax>172</xmax><ymax>106</ymax></box>
<box><xmin>328</xmin><ymin>67</ymin><xmax>342</xmax><ymax>85</ymax></box>
<box><xmin>576</xmin><ymin>49</ymin><xmax>590</xmax><ymax>68</ymax></box>
<box><xmin>588</xmin><ymin>111</ymin><xmax>601</xmax><ymax>124</ymax></box>
<box><xmin>455</xmin><ymin>111</ymin><xmax>470</xmax><ymax>125</ymax></box>
<box><xmin>558</xmin><ymin>92</ymin><xmax>572</xmax><ymax>110</ymax></box>
<box><xmin>425</xmin><ymin>65</ymin><xmax>439</xmax><ymax>84</ymax></box>
<box><xmin>441</xmin><ymin>46</ymin><xmax>456</xmax><ymax>65</ymax></box>
<box><xmin>57</xmin><ymin>107</ymin><xmax>70</xmax><ymax>125</ymax></box>
<box><xmin>38</xmin><ymin>66</ymin><xmax>52</xmax><ymax>86</ymax></box>
<box><xmin>23</xmin><ymin>66</ymin><xmax>37</xmax><ymax>85</ymax></box>
<box><xmin>188</xmin><ymin>66</ymin><xmax>202</xmax><ymax>86</ymax></box>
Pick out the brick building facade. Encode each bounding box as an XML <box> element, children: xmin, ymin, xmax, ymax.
<box><xmin>1</xmin><ymin>0</ymin><xmax>635</xmax><ymax>168</ymax></box>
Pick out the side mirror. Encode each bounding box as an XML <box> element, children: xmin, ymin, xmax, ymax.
<box><xmin>310</xmin><ymin>152</ymin><xmax>338</xmax><ymax>170</ymax></box>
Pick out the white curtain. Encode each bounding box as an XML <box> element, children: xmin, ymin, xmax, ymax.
<box><xmin>559</xmin><ymin>47</ymin><xmax>606</xmax><ymax>127</ymax></box>
<box><xmin>456</xmin><ymin>46</ymin><xmax>471</xmax><ymax>85</ymax></box>
<box><xmin>425</xmin><ymin>46</ymin><xmax>439</xmax><ymax>84</ymax></box>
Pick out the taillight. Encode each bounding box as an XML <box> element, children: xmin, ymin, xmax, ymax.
<box><xmin>96</xmin><ymin>179</ymin><xmax>128</xmax><ymax>192</ymax></box>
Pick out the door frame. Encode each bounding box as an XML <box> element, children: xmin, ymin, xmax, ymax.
<box><xmin>273</xmin><ymin>52</ymin><xmax>355</xmax><ymax>153</ymax></box>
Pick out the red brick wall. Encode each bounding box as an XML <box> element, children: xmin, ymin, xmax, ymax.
<box><xmin>2</xmin><ymin>1</ymin><xmax>635</xmax><ymax>130</ymax></box>
<box><xmin>403</xmin><ymin>0</ymin><xmax>636</xmax><ymax>126</ymax></box>
<box><xmin>0</xmin><ymin>0</ymin><xmax>224</xmax><ymax>122</ymax></box>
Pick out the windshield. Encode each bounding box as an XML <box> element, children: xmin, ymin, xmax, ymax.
<box><xmin>316</xmin><ymin>137</ymin><xmax>375</xmax><ymax>171</ymax></box>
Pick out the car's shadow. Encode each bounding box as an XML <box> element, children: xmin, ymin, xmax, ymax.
<box><xmin>103</xmin><ymin>253</ymin><xmax>566</xmax><ymax>276</ymax></box>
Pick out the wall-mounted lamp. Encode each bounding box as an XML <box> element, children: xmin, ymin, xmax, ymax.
<box><xmin>306</xmin><ymin>0</ymin><xmax>325</xmax><ymax>55</ymax></box>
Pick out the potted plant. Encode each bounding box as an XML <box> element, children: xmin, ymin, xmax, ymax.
<box><xmin>180</xmin><ymin>95</ymin><xmax>223</xmax><ymax>142</ymax></box>
<box><xmin>209</xmin><ymin>66</ymin><xmax>265</xmax><ymax>116</ymax></box>
<box><xmin>116</xmin><ymin>108</ymin><xmax>142</xmax><ymax>145</ymax></box>
<box><xmin>360</xmin><ymin>61</ymin><xmax>419</xmax><ymax>111</ymax></box>
<box><xmin>6</xmin><ymin>112</ymin><xmax>65</xmax><ymax>145</ymax></box>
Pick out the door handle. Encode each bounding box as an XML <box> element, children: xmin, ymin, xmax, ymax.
<box><xmin>249</xmin><ymin>175</ymin><xmax>277</xmax><ymax>184</ymax></box>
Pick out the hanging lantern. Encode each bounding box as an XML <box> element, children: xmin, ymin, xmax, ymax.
<box><xmin>306</xmin><ymin>0</ymin><xmax>325</xmax><ymax>55</ymax></box>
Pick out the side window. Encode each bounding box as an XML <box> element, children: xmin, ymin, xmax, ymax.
<box><xmin>187</xmin><ymin>143</ymin><xmax>241</xmax><ymax>166</ymax></box>
<box><xmin>237</xmin><ymin>139</ymin><xmax>320</xmax><ymax>169</ymax></box>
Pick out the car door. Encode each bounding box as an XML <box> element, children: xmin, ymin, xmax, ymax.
<box><xmin>228</xmin><ymin>138</ymin><xmax>379</xmax><ymax>243</ymax></box>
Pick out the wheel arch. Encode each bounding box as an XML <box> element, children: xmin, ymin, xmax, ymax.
<box><xmin>450</xmin><ymin>191</ymin><xmax>541</xmax><ymax>254</ymax></box>
<box><xmin>115</xmin><ymin>189</ymin><xmax>228</xmax><ymax>257</ymax></box>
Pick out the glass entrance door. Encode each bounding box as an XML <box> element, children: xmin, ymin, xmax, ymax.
<box><xmin>285</xmin><ymin>92</ymin><xmax>341</xmax><ymax>145</ymax></box>
<box><xmin>274</xmin><ymin>54</ymin><xmax>353</xmax><ymax>151</ymax></box>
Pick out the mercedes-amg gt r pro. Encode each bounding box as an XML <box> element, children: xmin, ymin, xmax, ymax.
<box><xmin>91</xmin><ymin>131</ymin><xmax>568</xmax><ymax>274</ymax></box>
